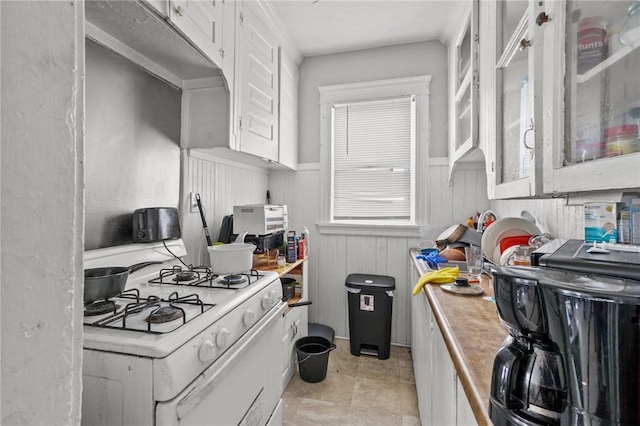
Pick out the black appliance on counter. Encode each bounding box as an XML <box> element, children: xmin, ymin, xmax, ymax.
<box><xmin>218</xmin><ymin>214</ymin><xmax>284</xmax><ymax>253</ymax></box>
<box><xmin>132</xmin><ymin>207</ymin><xmax>181</xmax><ymax>243</ymax></box>
<box><xmin>489</xmin><ymin>239</ymin><xmax>640</xmax><ymax>426</ymax></box>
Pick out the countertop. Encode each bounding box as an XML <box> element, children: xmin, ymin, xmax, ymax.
<box><xmin>410</xmin><ymin>248</ymin><xmax>507</xmax><ymax>426</ymax></box>
<box><xmin>253</xmin><ymin>254</ymin><xmax>307</xmax><ymax>277</ymax></box>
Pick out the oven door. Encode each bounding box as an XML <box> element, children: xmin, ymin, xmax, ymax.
<box><xmin>156</xmin><ymin>301</ymin><xmax>286</xmax><ymax>426</ymax></box>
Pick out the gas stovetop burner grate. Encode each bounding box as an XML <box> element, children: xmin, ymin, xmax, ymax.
<box><xmin>84</xmin><ymin>300</ymin><xmax>120</xmax><ymax>316</ymax></box>
<box><xmin>148</xmin><ymin>265</ymin><xmax>212</xmax><ymax>286</ymax></box>
<box><xmin>220</xmin><ymin>274</ymin><xmax>247</xmax><ymax>285</ymax></box>
<box><xmin>84</xmin><ymin>291</ymin><xmax>214</xmax><ymax>334</ymax></box>
<box><xmin>206</xmin><ymin>270</ymin><xmax>263</xmax><ymax>290</ymax></box>
<box><xmin>146</xmin><ymin>305</ymin><xmax>184</xmax><ymax>323</ymax></box>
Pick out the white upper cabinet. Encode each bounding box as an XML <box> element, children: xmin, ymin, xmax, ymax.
<box><xmin>448</xmin><ymin>0</ymin><xmax>480</xmax><ymax>181</ymax></box>
<box><xmin>143</xmin><ymin>0</ymin><xmax>169</xmax><ymax>18</ymax></box>
<box><xmin>221</xmin><ymin>0</ymin><xmax>236</xmax><ymax>89</ymax></box>
<box><xmin>278</xmin><ymin>46</ymin><xmax>299</xmax><ymax>170</ymax></box>
<box><xmin>480</xmin><ymin>0</ymin><xmax>640</xmax><ymax>198</ymax></box>
<box><xmin>483</xmin><ymin>0</ymin><xmax>546</xmax><ymax>199</ymax></box>
<box><xmin>542</xmin><ymin>0</ymin><xmax>640</xmax><ymax>193</ymax></box>
<box><xmin>236</xmin><ymin>0</ymin><xmax>280</xmax><ymax>162</ymax></box>
<box><xmin>168</xmin><ymin>0</ymin><xmax>224</xmax><ymax>68</ymax></box>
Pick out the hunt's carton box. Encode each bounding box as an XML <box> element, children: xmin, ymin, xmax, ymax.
<box><xmin>584</xmin><ymin>202</ymin><xmax>618</xmax><ymax>243</ymax></box>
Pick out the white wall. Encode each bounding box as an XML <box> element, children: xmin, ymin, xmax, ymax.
<box><xmin>1</xmin><ymin>2</ymin><xmax>83</xmax><ymax>425</ymax></box>
<box><xmin>270</xmin><ymin>163</ymin><xmax>487</xmax><ymax>346</ymax></box>
<box><xmin>489</xmin><ymin>198</ymin><xmax>587</xmax><ymax>240</ymax></box>
<box><xmin>84</xmin><ymin>40</ymin><xmax>182</xmax><ymax>250</ymax></box>
<box><xmin>275</xmin><ymin>41</ymin><xmax>490</xmax><ymax>346</ymax></box>
<box><xmin>298</xmin><ymin>41</ymin><xmax>450</xmax><ymax>163</ymax></box>
<box><xmin>180</xmin><ymin>151</ymin><xmax>270</xmax><ymax>267</ymax></box>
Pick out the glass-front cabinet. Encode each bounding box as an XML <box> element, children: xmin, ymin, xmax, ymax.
<box><xmin>448</xmin><ymin>0</ymin><xmax>479</xmax><ymax>181</ymax></box>
<box><xmin>542</xmin><ymin>0</ymin><xmax>640</xmax><ymax>193</ymax></box>
<box><xmin>487</xmin><ymin>0</ymin><xmax>546</xmax><ymax>199</ymax></box>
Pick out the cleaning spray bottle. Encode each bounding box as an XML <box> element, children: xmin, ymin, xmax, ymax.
<box><xmin>301</xmin><ymin>226</ymin><xmax>310</xmax><ymax>256</ymax></box>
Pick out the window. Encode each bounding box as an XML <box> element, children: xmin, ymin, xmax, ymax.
<box><xmin>331</xmin><ymin>97</ymin><xmax>415</xmax><ymax>222</ymax></box>
<box><xmin>319</xmin><ymin>76</ymin><xmax>431</xmax><ymax>234</ymax></box>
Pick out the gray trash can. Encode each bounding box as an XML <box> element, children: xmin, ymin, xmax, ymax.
<box><xmin>345</xmin><ymin>273</ymin><xmax>395</xmax><ymax>360</ymax></box>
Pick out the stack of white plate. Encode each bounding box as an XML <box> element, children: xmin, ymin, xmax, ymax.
<box><xmin>481</xmin><ymin>218</ymin><xmax>541</xmax><ymax>265</ymax></box>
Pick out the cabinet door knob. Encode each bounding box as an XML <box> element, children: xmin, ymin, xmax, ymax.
<box><xmin>536</xmin><ymin>12</ymin><xmax>550</xmax><ymax>26</ymax></box>
<box><xmin>175</xmin><ymin>6</ymin><xmax>185</xmax><ymax>17</ymax></box>
<box><xmin>519</xmin><ymin>38</ymin><xmax>532</xmax><ymax>50</ymax></box>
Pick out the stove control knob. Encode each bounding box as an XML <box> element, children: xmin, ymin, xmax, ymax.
<box><xmin>243</xmin><ymin>310</ymin><xmax>256</xmax><ymax>326</ymax></box>
<box><xmin>261</xmin><ymin>293</ymin><xmax>275</xmax><ymax>309</ymax></box>
<box><xmin>198</xmin><ymin>340</ymin><xmax>216</xmax><ymax>363</ymax></box>
<box><xmin>216</xmin><ymin>329</ymin><xmax>230</xmax><ymax>349</ymax></box>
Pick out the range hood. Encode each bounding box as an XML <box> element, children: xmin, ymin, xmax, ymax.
<box><xmin>85</xmin><ymin>0</ymin><xmax>223</xmax><ymax>88</ymax></box>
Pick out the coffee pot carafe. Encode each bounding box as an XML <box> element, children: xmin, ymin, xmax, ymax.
<box><xmin>490</xmin><ymin>269</ymin><xmax>566</xmax><ymax>425</ymax></box>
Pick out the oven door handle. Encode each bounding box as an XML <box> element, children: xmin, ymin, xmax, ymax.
<box><xmin>173</xmin><ymin>301</ymin><xmax>287</xmax><ymax>421</ymax></box>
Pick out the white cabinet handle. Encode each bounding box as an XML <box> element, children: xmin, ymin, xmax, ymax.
<box><xmin>175</xmin><ymin>6</ymin><xmax>185</xmax><ymax>17</ymax></box>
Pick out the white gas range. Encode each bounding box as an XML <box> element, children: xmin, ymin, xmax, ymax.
<box><xmin>82</xmin><ymin>239</ymin><xmax>285</xmax><ymax>426</ymax></box>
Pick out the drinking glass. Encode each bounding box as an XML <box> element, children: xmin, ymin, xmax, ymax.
<box><xmin>464</xmin><ymin>245</ymin><xmax>484</xmax><ymax>280</ymax></box>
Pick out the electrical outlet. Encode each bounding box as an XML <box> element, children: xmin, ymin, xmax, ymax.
<box><xmin>190</xmin><ymin>192</ymin><xmax>198</xmax><ymax>213</ymax></box>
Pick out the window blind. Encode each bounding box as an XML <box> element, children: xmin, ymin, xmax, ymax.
<box><xmin>331</xmin><ymin>96</ymin><xmax>415</xmax><ymax>222</ymax></box>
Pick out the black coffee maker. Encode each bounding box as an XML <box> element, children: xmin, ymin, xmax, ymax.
<box><xmin>490</xmin><ymin>269</ymin><xmax>566</xmax><ymax>425</ymax></box>
<box><xmin>490</xmin><ymin>263</ymin><xmax>640</xmax><ymax>426</ymax></box>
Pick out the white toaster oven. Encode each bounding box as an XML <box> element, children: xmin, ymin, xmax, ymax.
<box><xmin>233</xmin><ymin>204</ymin><xmax>288</xmax><ymax>236</ymax></box>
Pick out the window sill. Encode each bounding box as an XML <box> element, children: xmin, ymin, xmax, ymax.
<box><xmin>317</xmin><ymin>222</ymin><xmax>422</xmax><ymax>238</ymax></box>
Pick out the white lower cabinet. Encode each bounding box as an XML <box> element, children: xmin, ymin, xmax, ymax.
<box><xmin>281</xmin><ymin>305</ymin><xmax>304</xmax><ymax>388</ymax></box>
<box><xmin>411</xmin><ymin>287</ymin><xmax>477</xmax><ymax>426</ymax></box>
<box><xmin>280</xmin><ymin>260</ymin><xmax>309</xmax><ymax>389</ymax></box>
<box><xmin>456</xmin><ymin>378</ymin><xmax>477</xmax><ymax>426</ymax></box>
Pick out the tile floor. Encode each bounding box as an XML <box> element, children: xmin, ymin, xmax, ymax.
<box><xmin>282</xmin><ymin>338</ymin><xmax>420</xmax><ymax>425</ymax></box>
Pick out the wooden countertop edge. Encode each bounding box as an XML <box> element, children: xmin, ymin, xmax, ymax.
<box><xmin>254</xmin><ymin>256</ymin><xmax>308</xmax><ymax>277</ymax></box>
<box><xmin>410</xmin><ymin>249</ymin><xmax>494</xmax><ymax>426</ymax></box>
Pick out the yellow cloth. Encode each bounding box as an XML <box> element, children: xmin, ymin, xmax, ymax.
<box><xmin>412</xmin><ymin>267</ymin><xmax>459</xmax><ymax>296</ymax></box>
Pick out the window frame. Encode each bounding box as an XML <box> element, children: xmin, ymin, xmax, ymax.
<box><xmin>318</xmin><ymin>76</ymin><xmax>432</xmax><ymax>237</ymax></box>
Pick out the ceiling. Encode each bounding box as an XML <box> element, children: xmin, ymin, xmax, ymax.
<box><xmin>270</xmin><ymin>0</ymin><xmax>458</xmax><ymax>57</ymax></box>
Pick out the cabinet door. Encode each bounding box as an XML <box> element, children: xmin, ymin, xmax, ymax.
<box><xmin>411</xmin><ymin>290</ymin><xmax>433</xmax><ymax>425</ymax></box>
<box><xmin>144</xmin><ymin>0</ymin><xmax>168</xmax><ymax>18</ymax></box>
<box><xmin>449</xmin><ymin>0</ymin><xmax>480</xmax><ymax>180</ymax></box>
<box><xmin>181</xmin><ymin>82</ymin><xmax>231</xmax><ymax>149</ymax></box>
<box><xmin>278</xmin><ymin>47</ymin><xmax>299</xmax><ymax>170</ymax></box>
<box><xmin>488</xmin><ymin>0</ymin><xmax>545</xmax><ymax>199</ymax></box>
<box><xmin>221</xmin><ymin>0</ymin><xmax>235</xmax><ymax>82</ymax></box>
<box><xmin>456</xmin><ymin>378</ymin><xmax>477</xmax><ymax>426</ymax></box>
<box><xmin>168</xmin><ymin>0</ymin><xmax>223</xmax><ymax>67</ymax></box>
<box><xmin>431</xmin><ymin>320</ymin><xmax>457</xmax><ymax>425</ymax></box>
<box><xmin>236</xmin><ymin>1</ymin><xmax>279</xmax><ymax>162</ymax></box>
<box><xmin>281</xmin><ymin>308</ymin><xmax>301</xmax><ymax>388</ymax></box>
<box><xmin>542</xmin><ymin>0</ymin><xmax>640</xmax><ymax>193</ymax></box>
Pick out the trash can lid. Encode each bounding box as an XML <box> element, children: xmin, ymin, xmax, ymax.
<box><xmin>345</xmin><ymin>273</ymin><xmax>395</xmax><ymax>290</ymax></box>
